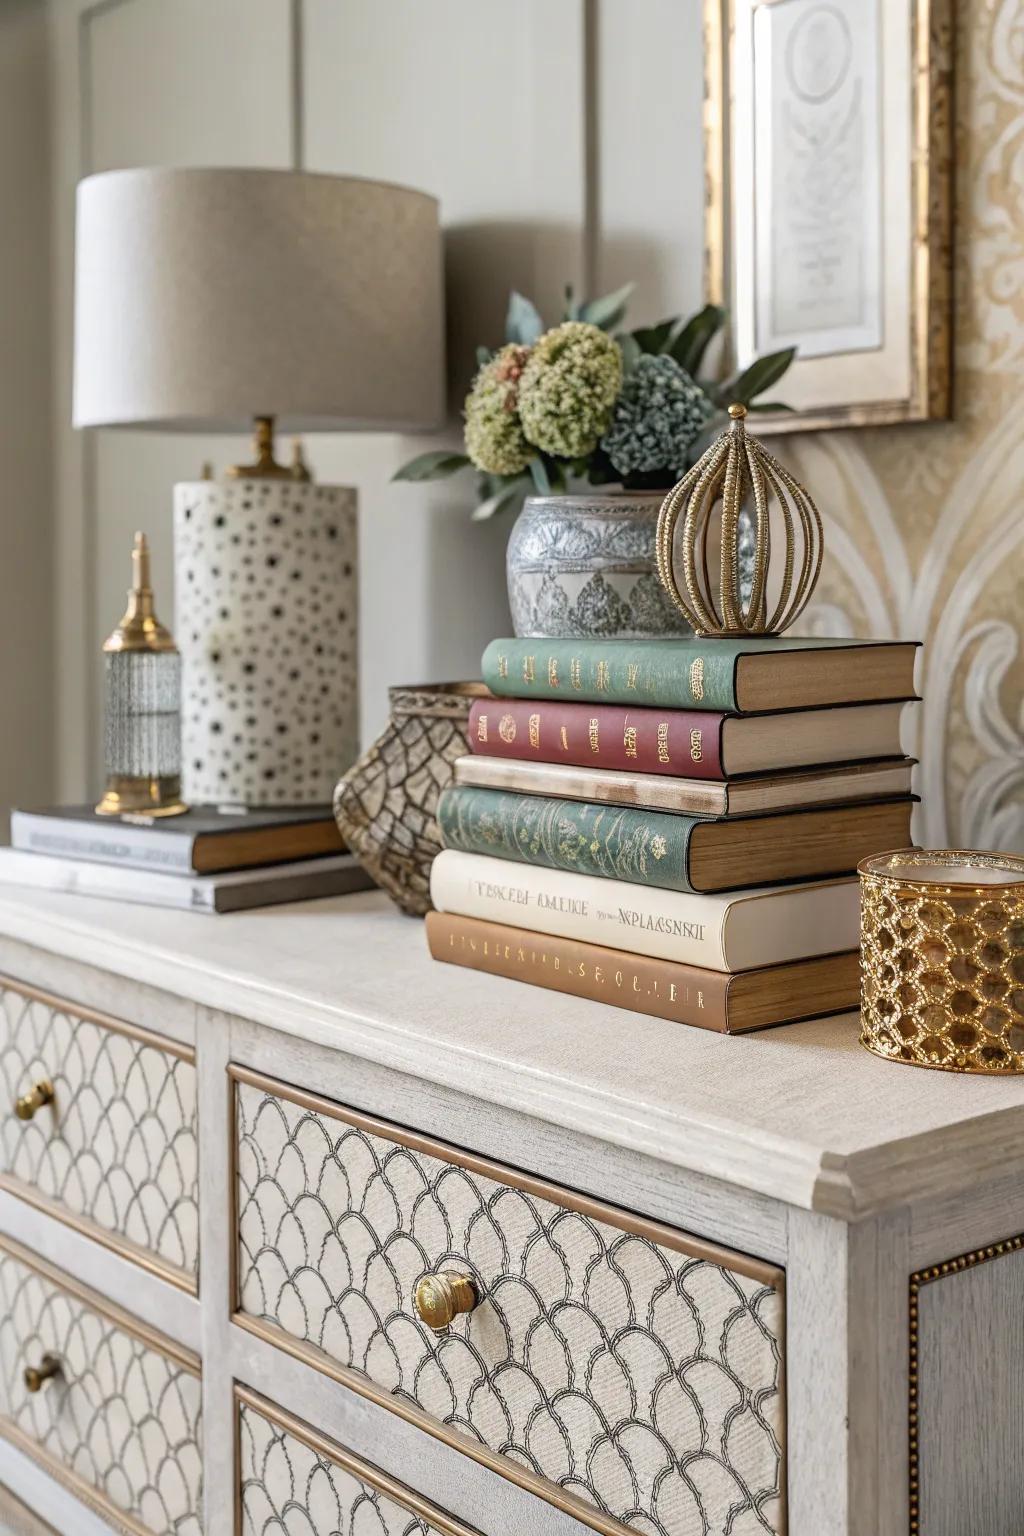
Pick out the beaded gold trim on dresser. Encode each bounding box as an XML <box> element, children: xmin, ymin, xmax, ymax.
<box><xmin>231</xmin><ymin>1066</ymin><xmax>786</xmax><ymax>1536</ymax></box>
<box><xmin>0</xmin><ymin>975</ymin><xmax>199</xmax><ymax>1292</ymax></box>
<box><xmin>236</xmin><ymin>1386</ymin><xmax>479</xmax><ymax>1536</ymax></box>
<box><xmin>0</xmin><ymin>1232</ymin><xmax>202</xmax><ymax>1536</ymax></box>
<box><xmin>908</xmin><ymin>1233</ymin><xmax>1024</xmax><ymax>1536</ymax></box>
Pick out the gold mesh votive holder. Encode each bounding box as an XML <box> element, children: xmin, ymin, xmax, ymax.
<box><xmin>859</xmin><ymin>849</ymin><xmax>1024</xmax><ymax>1073</ymax></box>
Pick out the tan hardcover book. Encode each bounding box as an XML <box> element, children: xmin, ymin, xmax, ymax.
<box><xmin>454</xmin><ymin>755</ymin><xmax>917</xmax><ymax>817</ymax></box>
<box><xmin>426</xmin><ymin>910</ymin><xmax>860</xmax><ymax>1033</ymax></box>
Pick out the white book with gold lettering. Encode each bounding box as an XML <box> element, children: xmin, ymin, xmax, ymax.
<box><xmin>430</xmin><ymin>850</ymin><xmax>859</xmax><ymax>973</ymax></box>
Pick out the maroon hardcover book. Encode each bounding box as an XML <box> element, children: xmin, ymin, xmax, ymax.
<box><xmin>468</xmin><ymin>697</ymin><xmax>725</xmax><ymax>779</ymax></box>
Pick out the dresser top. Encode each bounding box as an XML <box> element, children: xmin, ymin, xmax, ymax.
<box><xmin>0</xmin><ymin>886</ymin><xmax>1021</xmax><ymax>1220</ymax></box>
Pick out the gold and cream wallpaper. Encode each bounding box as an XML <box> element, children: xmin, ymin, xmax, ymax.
<box><xmin>790</xmin><ymin>0</ymin><xmax>1024</xmax><ymax>853</ymax></box>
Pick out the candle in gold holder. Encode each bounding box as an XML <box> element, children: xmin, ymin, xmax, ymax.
<box><xmin>859</xmin><ymin>850</ymin><xmax>1024</xmax><ymax>1073</ymax></box>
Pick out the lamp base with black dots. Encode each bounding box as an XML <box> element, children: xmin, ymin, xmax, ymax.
<box><xmin>173</xmin><ymin>479</ymin><xmax>358</xmax><ymax>807</ymax></box>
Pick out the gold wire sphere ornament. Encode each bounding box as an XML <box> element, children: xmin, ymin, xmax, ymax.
<box><xmin>655</xmin><ymin>402</ymin><xmax>824</xmax><ymax>636</ymax></box>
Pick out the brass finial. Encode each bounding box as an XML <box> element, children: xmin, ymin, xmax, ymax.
<box><xmin>290</xmin><ymin>437</ymin><xmax>312</xmax><ymax>482</ymax></box>
<box><xmin>103</xmin><ymin>532</ymin><xmax>176</xmax><ymax>653</ymax></box>
<box><xmin>655</xmin><ymin>410</ymin><xmax>824</xmax><ymax>636</ymax></box>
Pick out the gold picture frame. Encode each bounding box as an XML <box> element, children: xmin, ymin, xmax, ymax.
<box><xmin>704</xmin><ymin>0</ymin><xmax>954</xmax><ymax>431</ymax></box>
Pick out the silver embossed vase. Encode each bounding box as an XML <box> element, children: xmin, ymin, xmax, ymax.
<box><xmin>506</xmin><ymin>492</ymin><xmax>692</xmax><ymax>640</ymax></box>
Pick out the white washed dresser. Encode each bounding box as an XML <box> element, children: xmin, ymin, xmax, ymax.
<box><xmin>0</xmin><ymin>888</ymin><xmax>1021</xmax><ymax>1536</ymax></box>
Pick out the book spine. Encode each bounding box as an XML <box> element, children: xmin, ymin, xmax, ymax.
<box><xmin>453</xmin><ymin>756</ymin><xmax>730</xmax><ymax>816</ymax></box>
<box><xmin>468</xmin><ymin>699</ymin><xmax>725</xmax><ymax>779</ymax></box>
<box><xmin>426</xmin><ymin>910</ymin><xmax>733</xmax><ymax>1031</ymax></box>
<box><xmin>431</xmin><ymin>850</ymin><xmax>730</xmax><ymax>968</ymax></box>
<box><xmin>10</xmin><ymin>813</ymin><xmax>195</xmax><ymax>872</ymax></box>
<box><xmin>481</xmin><ymin>637</ymin><xmax>740</xmax><ymax>710</ymax></box>
<box><xmin>436</xmin><ymin>786</ymin><xmax>697</xmax><ymax>893</ymax></box>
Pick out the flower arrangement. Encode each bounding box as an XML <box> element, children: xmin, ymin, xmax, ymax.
<box><xmin>395</xmin><ymin>284</ymin><xmax>795</xmax><ymax>518</ymax></box>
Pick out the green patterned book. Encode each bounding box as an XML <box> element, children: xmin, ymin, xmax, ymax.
<box><xmin>481</xmin><ymin>636</ymin><xmax>919</xmax><ymax>713</ymax></box>
<box><xmin>436</xmin><ymin>785</ymin><xmax>915</xmax><ymax>895</ymax></box>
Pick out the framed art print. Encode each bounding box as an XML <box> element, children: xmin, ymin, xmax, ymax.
<box><xmin>705</xmin><ymin>0</ymin><xmax>954</xmax><ymax>430</ymax></box>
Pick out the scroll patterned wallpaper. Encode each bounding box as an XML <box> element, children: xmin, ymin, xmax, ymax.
<box><xmin>789</xmin><ymin>0</ymin><xmax>1023</xmax><ymax>853</ymax></box>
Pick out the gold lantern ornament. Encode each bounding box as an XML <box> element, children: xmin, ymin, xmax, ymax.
<box><xmin>655</xmin><ymin>403</ymin><xmax>824</xmax><ymax>635</ymax></box>
<box><xmin>96</xmin><ymin>533</ymin><xmax>187</xmax><ymax>818</ymax></box>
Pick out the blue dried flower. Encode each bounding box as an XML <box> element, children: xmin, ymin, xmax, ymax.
<box><xmin>602</xmin><ymin>354</ymin><xmax>711</xmax><ymax>477</ymax></box>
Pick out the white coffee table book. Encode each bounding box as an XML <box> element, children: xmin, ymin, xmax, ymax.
<box><xmin>0</xmin><ymin>885</ymin><xmax>1019</xmax><ymax>1536</ymax></box>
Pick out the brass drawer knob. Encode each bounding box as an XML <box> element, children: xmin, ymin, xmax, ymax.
<box><xmin>15</xmin><ymin>1079</ymin><xmax>54</xmax><ymax>1121</ymax></box>
<box><xmin>413</xmin><ymin>1271</ymin><xmax>477</xmax><ymax>1331</ymax></box>
<box><xmin>23</xmin><ymin>1353</ymin><xmax>61</xmax><ymax>1393</ymax></box>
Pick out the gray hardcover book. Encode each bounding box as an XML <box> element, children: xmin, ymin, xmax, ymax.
<box><xmin>10</xmin><ymin>804</ymin><xmax>342</xmax><ymax>874</ymax></box>
<box><xmin>0</xmin><ymin>848</ymin><xmax>375</xmax><ymax>913</ymax></box>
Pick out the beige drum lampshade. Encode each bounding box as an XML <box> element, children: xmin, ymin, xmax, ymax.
<box><xmin>72</xmin><ymin>166</ymin><xmax>444</xmax><ymax>432</ymax></box>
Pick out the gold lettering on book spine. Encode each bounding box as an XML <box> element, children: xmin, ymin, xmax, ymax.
<box><xmin>523</xmin><ymin>655</ymin><xmax>536</xmax><ymax>684</ymax></box>
<box><xmin>588</xmin><ymin>718</ymin><xmax>600</xmax><ymax>753</ymax></box>
<box><xmin>623</xmin><ymin>725</ymin><xmax>638</xmax><ymax>759</ymax></box>
<box><xmin>690</xmin><ymin>657</ymin><xmax>705</xmax><ymax>701</ymax></box>
<box><xmin>559</xmin><ymin>726</ymin><xmax>569</xmax><ymax>751</ymax></box>
<box><xmin>548</xmin><ymin>657</ymin><xmax>559</xmax><ymax>688</ymax></box>
<box><xmin>596</xmin><ymin>661</ymin><xmax>610</xmax><ymax>692</ymax></box>
<box><xmin>690</xmin><ymin>728</ymin><xmax>703</xmax><ymax>762</ymax></box>
<box><xmin>528</xmin><ymin>713</ymin><xmax>540</xmax><ymax>749</ymax></box>
<box><xmin>657</xmin><ymin>723</ymin><xmax>671</xmax><ymax>763</ymax></box>
<box><xmin>497</xmin><ymin>655</ymin><xmax>508</xmax><ymax>679</ymax></box>
<box><xmin>627</xmin><ymin>663</ymin><xmax>639</xmax><ymax>690</ymax></box>
<box><xmin>499</xmin><ymin>714</ymin><xmax>517</xmax><ymax>743</ymax></box>
<box><xmin>570</xmin><ymin>658</ymin><xmax>582</xmax><ymax>690</ymax></box>
<box><xmin>476</xmin><ymin>714</ymin><xmax>488</xmax><ymax>742</ymax></box>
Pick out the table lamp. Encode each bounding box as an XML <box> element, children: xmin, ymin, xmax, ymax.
<box><xmin>73</xmin><ymin>166</ymin><xmax>443</xmax><ymax>808</ymax></box>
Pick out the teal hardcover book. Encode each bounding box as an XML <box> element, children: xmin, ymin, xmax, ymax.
<box><xmin>480</xmin><ymin>636</ymin><xmax>919</xmax><ymax>713</ymax></box>
<box><xmin>437</xmin><ymin>784</ymin><xmax>701</xmax><ymax>893</ymax></box>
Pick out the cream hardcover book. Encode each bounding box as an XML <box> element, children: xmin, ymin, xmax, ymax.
<box><xmin>430</xmin><ymin>850</ymin><xmax>860</xmax><ymax>973</ymax></box>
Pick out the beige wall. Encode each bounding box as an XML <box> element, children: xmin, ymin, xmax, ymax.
<box><xmin>47</xmin><ymin>0</ymin><xmax>705</xmax><ymax>799</ymax></box>
<box><xmin>0</xmin><ymin>0</ymin><xmax>54</xmax><ymax>832</ymax></box>
<box><xmin>40</xmin><ymin>0</ymin><xmax>1024</xmax><ymax>850</ymax></box>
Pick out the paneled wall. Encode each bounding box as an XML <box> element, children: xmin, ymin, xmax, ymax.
<box><xmin>44</xmin><ymin>0</ymin><xmax>1023</xmax><ymax>850</ymax></box>
<box><xmin>49</xmin><ymin>0</ymin><xmax>705</xmax><ymax>799</ymax></box>
<box><xmin>0</xmin><ymin>0</ymin><xmax>53</xmax><ymax>834</ymax></box>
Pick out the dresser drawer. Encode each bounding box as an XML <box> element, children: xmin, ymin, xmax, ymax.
<box><xmin>0</xmin><ymin>1234</ymin><xmax>202</xmax><ymax>1536</ymax></box>
<box><xmin>232</xmin><ymin>1067</ymin><xmax>786</xmax><ymax>1536</ymax></box>
<box><xmin>238</xmin><ymin>1385</ymin><xmax>478</xmax><ymax>1535</ymax></box>
<box><xmin>0</xmin><ymin>975</ymin><xmax>199</xmax><ymax>1289</ymax></box>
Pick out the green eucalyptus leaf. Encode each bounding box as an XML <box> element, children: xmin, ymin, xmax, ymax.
<box><xmin>632</xmin><ymin>318</ymin><xmax>678</xmax><ymax>354</ymax></box>
<box><xmin>564</xmin><ymin>283</ymin><xmax>581</xmax><ymax>321</ymax></box>
<box><xmin>727</xmin><ymin>347</ymin><xmax>797</xmax><ymax>404</ymax></box>
<box><xmin>578</xmin><ymin>282</ymin><xmax>635</xmax><ymax>331</ymax></box>
<box><xmin>476</xmin><ymin>345</ymin><xmax>494</xmax><ymax>369</ymax></box>
<box><xmin>529</xmin><ymin>456</ymin><xmax>552</xmax><ymax>495</ymax></box>
<box><xmin>471</xmin><ymin>481</ymin><xmax>526</xmax><ymax>521</ymax></box>
<box><xmin>392</xmin><ymin>451</ymin><xmax>471</xmax><ymax>483</ymax></box>
<box><xmin>618</xmin><ymin>333</ymin><xmax>642</xmax><ymax>375</ymax></box>
<box><xmin>506</xmin><ymin>291</ymin><xmax>545</xmax><ymax>345</ymax></box>
<box><xmin>747</xmin><ymin>399</ymin><xmax>797</xmax><ymax>413</ymax></box>
<box><xmin>670</xmin><ymin>304</ymin><xmax>727</xmax><ymax>375</ymax></box>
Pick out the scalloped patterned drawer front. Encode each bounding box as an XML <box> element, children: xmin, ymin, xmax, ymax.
<box><xmin>0</xmin><ymin>976</ymin><xmax>199</xmax><ymax>1287</ymax></box>
<box><xmin>238</xmin><ymin>1388</ymin><xmax>479</xmax><ymax>1536</ymax></box>
<box><xmin>234</xmin><ymin>1069</ymin><xmax>786</xmax><ymax>1536</ymax></box>
<box><xmin>0</xmin><ymin>1236</ymin><xmax>203</xmax><ymax>1536</ymax></box>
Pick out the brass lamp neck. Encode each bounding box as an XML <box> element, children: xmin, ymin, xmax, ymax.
<box><xmin>225</xmin><ymin>415</ymin><xmax>312</xmax><ymax>482</ymax></box>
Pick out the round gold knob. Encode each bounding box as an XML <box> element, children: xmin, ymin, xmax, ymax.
<box><xmin>23</xmin><ymin>1353</ymin><xmax>61</xmax><ymax>1393</ymax></box>
<box><xmin>413</xmin><ymin>1271</ymin><xmax>477</xmax><ymax>1332</ymax></box>
<box><xmin>15</xmin><ymin>1079</ymin><xmax>54</xmax><ymax>1121</ymax></box>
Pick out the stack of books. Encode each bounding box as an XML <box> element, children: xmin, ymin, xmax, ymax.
<box><xmin>426</xmin><ymin>634</ymin><xmax>920</xmax><ymax>1033</ymax></box>
<box><xmin>0</xmin><ymin>805</ymin><xmax>373</xmax><ymax>913</ymax></box>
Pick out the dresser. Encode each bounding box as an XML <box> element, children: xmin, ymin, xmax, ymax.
<box><xmin>0</xmin><ymin>888</ymin><xmax>1020</xmax><ymax>1536</ymax></box>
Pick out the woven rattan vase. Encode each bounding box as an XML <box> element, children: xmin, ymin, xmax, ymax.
<box><xmin>333</xmin><ymin>682</ymin><xmax>487</xmax><ymax>916</ymax></box>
